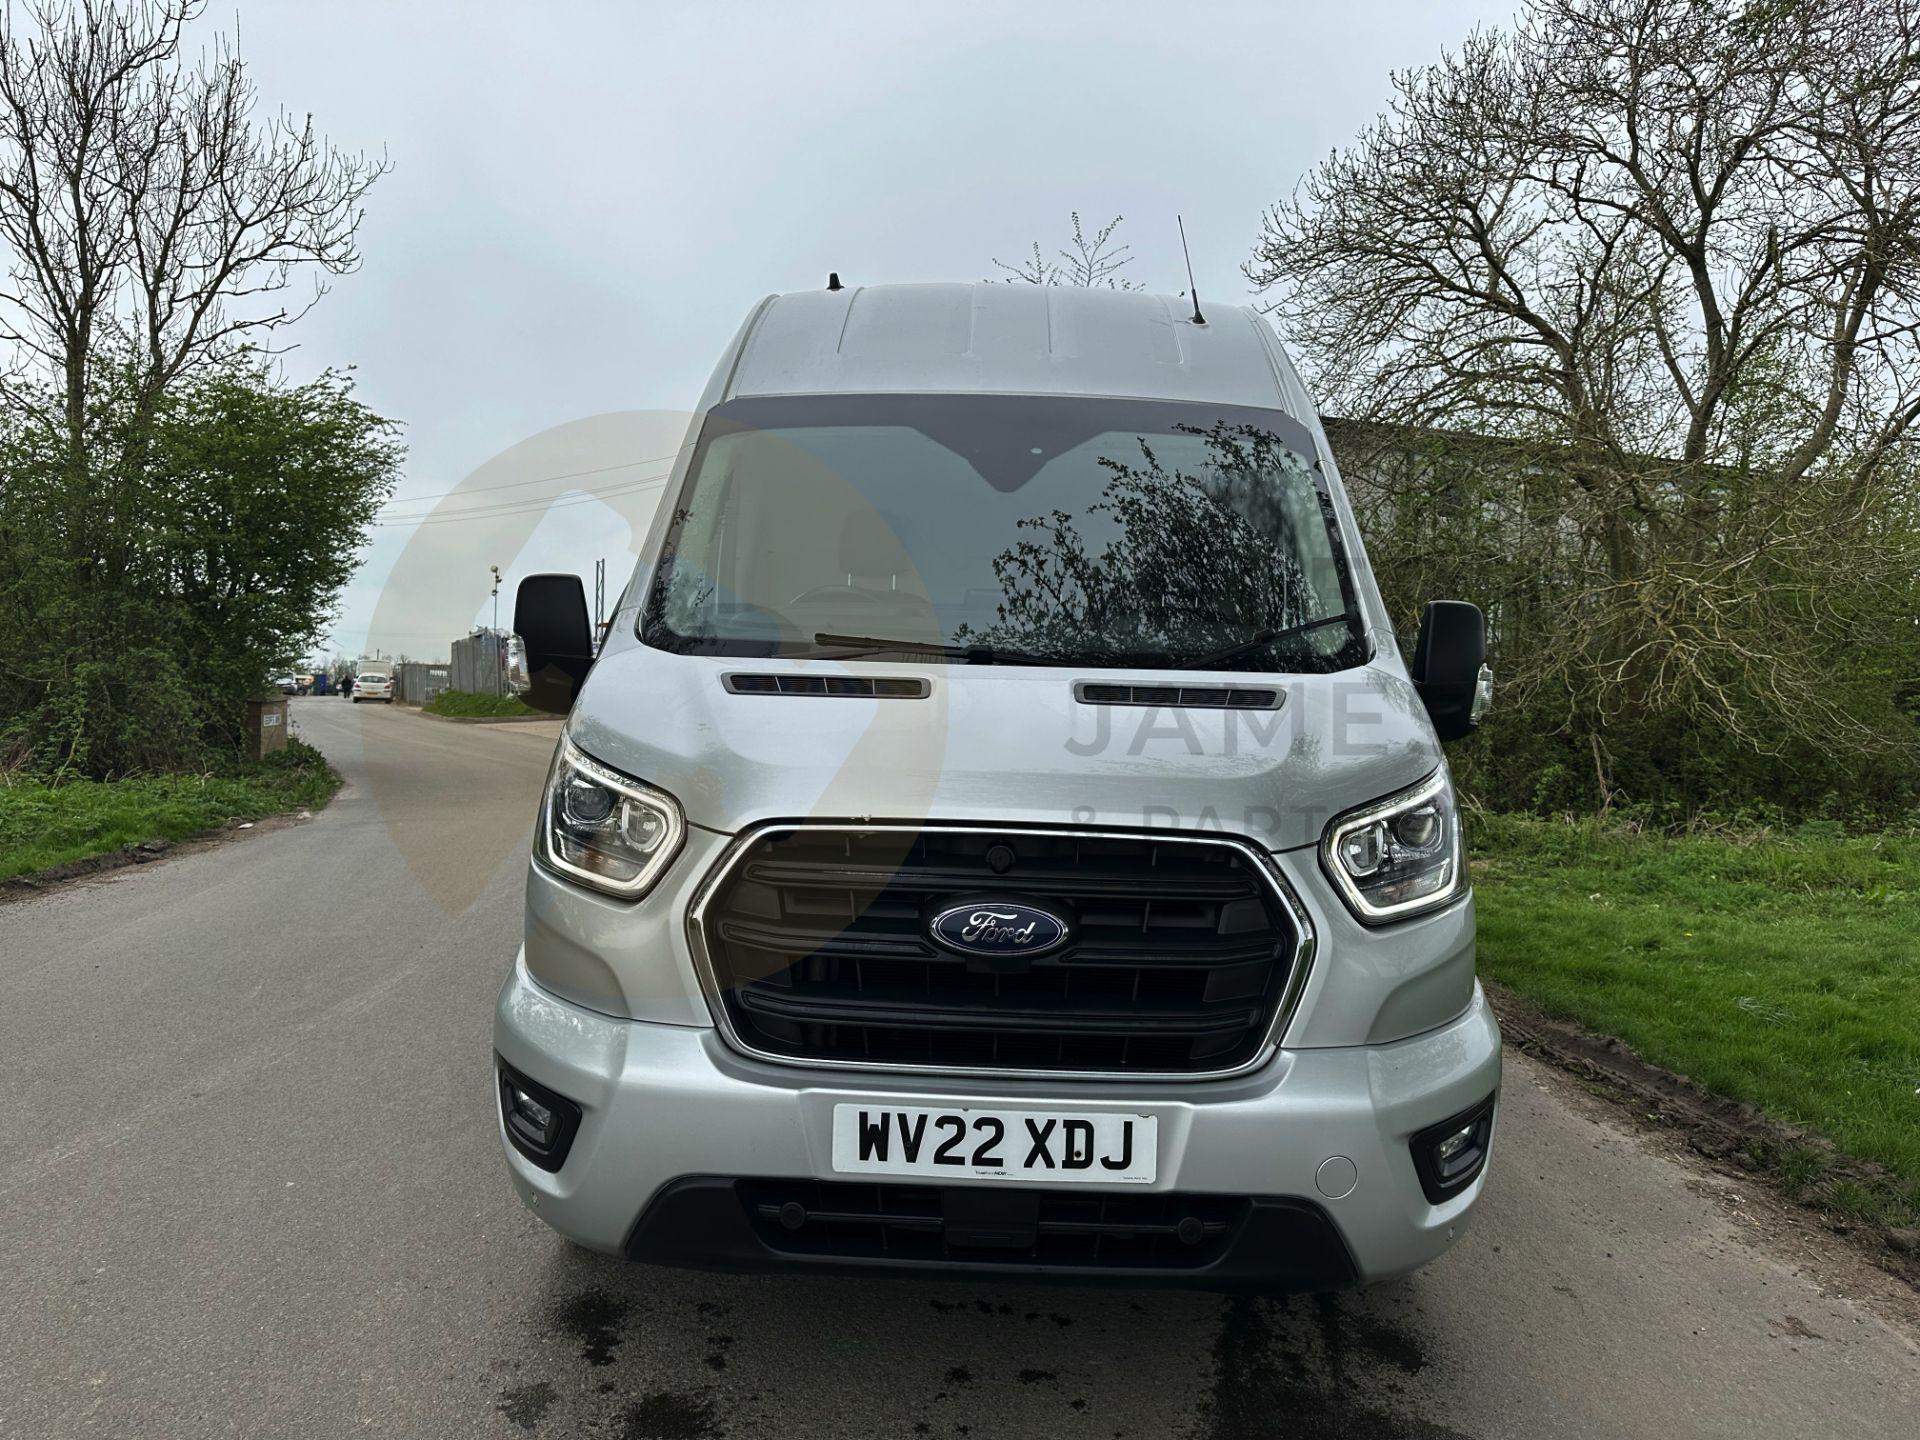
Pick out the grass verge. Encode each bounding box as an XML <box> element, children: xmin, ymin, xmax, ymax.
<box><xmin>1471</xmin><ymin>812</ymin><xmax>1920</xmax><ymax>1231</ymax></box>
<box><xmin>0</xmin><ymin>738</ymin><xmax>340</xmax><ymax>883</ymax></box>
<box><xmin>421</xmin><ymin>689</ymin><xmax>543</xmax><ymax>718</ymax></box>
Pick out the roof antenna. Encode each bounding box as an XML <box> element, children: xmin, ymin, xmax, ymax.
<box><xmin>826</xmin><ymin>271</ymin><xmax>843</xmax><ymax>291</ymax></box>
<box><xmin>1177</xmin><ymin>216</ymin><xmax>1206</xmax><ymax>325</ymax></box>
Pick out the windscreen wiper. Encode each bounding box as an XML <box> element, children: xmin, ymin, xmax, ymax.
<box><xmin>1178</xmin><ymin>615</ymin><xmax>1355</xmax><ymax>669</ymax></box>
<box><xmin>813</xmin><ymin>632</ymin><xmax>1059</xmax><ymax>666</ymax></box>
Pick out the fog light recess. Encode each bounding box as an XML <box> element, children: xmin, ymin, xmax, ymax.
<box><xmin>496</xmin><ymin>1057</ymin><xmax>583</xmax><ymax>1172</ymax></box>
<box><xmin>1410</xmin><ymin>1094</ymin><xmax>1495</xmax><ymax>1205</ymax></box>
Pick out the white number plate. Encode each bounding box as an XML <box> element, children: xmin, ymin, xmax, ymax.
<box><xmin>830</xmin><ymin>1104</ymin><xmax>1157</xmax><ymax>1185</ymax></box>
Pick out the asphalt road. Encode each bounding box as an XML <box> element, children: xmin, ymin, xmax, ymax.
<box><xmin>2</xmin><ymin>696</ymin><xmax>1915</xmax><ymax>1440</ymax></box>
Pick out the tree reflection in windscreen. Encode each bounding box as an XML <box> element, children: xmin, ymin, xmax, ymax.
<box><xmin>954</xmin><ymin>422</ymin><xmax>1350</xmax><ymax>666</ymax></box>
<box><xmin>644</xmin><ymin>401</ymin><xmax>1360</xmax><ymax>672</ymax></box>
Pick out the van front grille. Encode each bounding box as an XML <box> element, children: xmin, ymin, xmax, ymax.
<box><xmin>694</xmin><ymin>826</ymin><xmax>1306</xmax><ymax>1076</ymax></box>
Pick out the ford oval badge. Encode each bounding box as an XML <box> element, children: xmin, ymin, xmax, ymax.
<box><xmin>927</xmin><ymin>897</ymin><xmax>1072</xmax><ymax>959</ymax></box>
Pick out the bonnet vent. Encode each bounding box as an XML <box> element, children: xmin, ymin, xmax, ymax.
<box><xmin>1075</xmin><ymin>682</ymin><xmax>1281</xmax><ymax>710</ymax></box>
<box><xmin>725</xmin><ymin>673</ymin><xmax>931</xmax><ymax>699</ymax></box>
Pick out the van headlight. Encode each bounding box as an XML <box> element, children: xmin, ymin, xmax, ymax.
<box><xmin>536</xmin><ymin>737</ymin><xmax>684</xmax><ymax>898</ymax></box>
<box><xmin>1321</xmin><ymin>770</ymin><xmax>1464</xmax><ymax>922</ymax></box>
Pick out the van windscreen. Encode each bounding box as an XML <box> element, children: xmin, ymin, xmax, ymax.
<box><xmin>641</xmin><ymin>393</ymin><xmax>1366</xmax><ymax>672</ymax></box>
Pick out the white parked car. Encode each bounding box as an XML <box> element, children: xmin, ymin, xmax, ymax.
<box><xmin>353</xmin><ymin>672</ymin><xmax>393</xmax><ymax>704</ymax></box>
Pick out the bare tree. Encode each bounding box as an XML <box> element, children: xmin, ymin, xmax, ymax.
<box><xmin>0</xmin><ymin>0</ymin><xmax>384</xmax><ymax>466</ymax></box>
<box><xmin>993</xmin><ymin>211</ymin><xmax>1139</xmax><ymax>289</ymax></box>
<box><xmin>1250</xmin><ymin>0</ymin><xmax>1920</xmax><ymax>774</ymax></box>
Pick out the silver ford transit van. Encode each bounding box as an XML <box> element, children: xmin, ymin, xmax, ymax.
<box><xmin>495</xmin><ymin>281</ymin><xmax>1498</xmax><ymax>1290</ymax></box>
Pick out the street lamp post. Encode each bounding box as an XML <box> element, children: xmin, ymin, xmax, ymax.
<box><xmin>489</xmin><ymin>565</ymin><xmax>502</xmax><ymax>696</ymax></box>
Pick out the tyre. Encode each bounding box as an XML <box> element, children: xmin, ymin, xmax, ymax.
<box><xmin>352</xmin><ymin>697</ymin><xmax>360</xmax><ymax>704</ymax></box>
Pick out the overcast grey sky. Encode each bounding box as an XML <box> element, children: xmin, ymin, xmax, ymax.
<box><xmin>229</xmin><ymin>0</ymin><xmax>1507</xmax><ymax>662</ymax></box>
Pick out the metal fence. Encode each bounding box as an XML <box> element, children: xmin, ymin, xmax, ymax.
<box><xmin>392</xmin><ymin>661</ymin><xmax>451</xmax><ymax>706</ymax></box>
<box><xmin>450</xmin><ymin>630</ymin><xmax>509</xmax><ymax>696</ymax></box>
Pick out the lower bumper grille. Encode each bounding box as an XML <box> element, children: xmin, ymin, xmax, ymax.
<box><xmin>741</xmin><ymin>1180</ymin><xmax>1248</xmax><ymax>1269</ymax></box>
<box><xmin>695</xmin><ymin>825</ymin><xmax>1307</xmax><ymax>1077</ymax></box>
<box><xmin>623</xmin><ymin>1178</ymin><xmax>1360</xmax><ymax>1290</ymax></box>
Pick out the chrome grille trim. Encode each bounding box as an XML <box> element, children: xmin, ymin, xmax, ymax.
<box><xmin>686</xmin><ymin>821</ymin><xmax>1316</xmax><ymax>1083</ymax></box>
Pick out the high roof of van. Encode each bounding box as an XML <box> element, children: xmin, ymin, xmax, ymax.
<box><xmin>714</xmin><ymin>282</ymin><xmax>1320</xmax><ymax>423</ymax></box>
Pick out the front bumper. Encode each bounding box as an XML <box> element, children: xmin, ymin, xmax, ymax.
<box><xmin>493</xmin><ymin>952</ymin><xmax>1501</xmax><ymax>1286</ymax></box>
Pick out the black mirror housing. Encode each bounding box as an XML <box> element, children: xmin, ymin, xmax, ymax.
<box><xmin>1410</xmin><ymin>600</ymin><xmax>1487</xmax><ymax>742</ymax></box>
<box><xmin>514</xmin><ymin>573</ymin><xmax>595</xmax><ymax>714</ymax></box>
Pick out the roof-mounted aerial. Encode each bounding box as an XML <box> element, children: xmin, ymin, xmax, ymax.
<box><xmin>826</xmin><ymin>272</ymin><xmax>844</xmax><ymax>291</ymax></box>
<box><xmin>1178</xmin><ymin>215</ymin><xmax>1206</xmax><ymax>326</ymax></box>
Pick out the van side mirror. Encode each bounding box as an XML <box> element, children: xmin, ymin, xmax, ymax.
<box><xmin>1410</xmin><ymin>600</ymin><xmax>1490</xmax><ymax>742</ymax></box>
<box><xmin>513</xmin><ymin>574</ymin><xmax>595</xmax><ymax>714</ymax></box>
